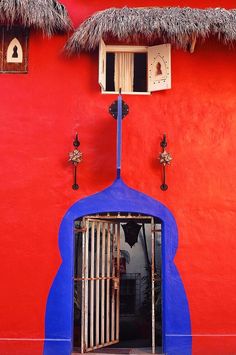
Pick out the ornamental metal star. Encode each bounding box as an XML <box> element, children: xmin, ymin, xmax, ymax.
<box><xmin>159</xmin><ymin>150</ymin><xmax>172</xmax><ymax>166</ymax></box>
<box><xmin>69</xmin><ymin>149</ymin><xmax>83</xmax><ymax>165</ymax></box>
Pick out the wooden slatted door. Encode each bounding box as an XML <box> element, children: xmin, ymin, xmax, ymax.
<box><xmin>81</xmin><ymin>218</ymin><xmax>120</xmax><ymax>353</ymax></box>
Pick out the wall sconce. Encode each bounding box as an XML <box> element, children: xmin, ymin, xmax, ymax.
<box><xmin>159</xmin><ymin>134</ymin><xmax>172</xmax><ymax>191</ymax></box>
<box><xmin>68</xmin><ymin>133</ymin><xmax>83</xmax><ymax>190</ymax></box>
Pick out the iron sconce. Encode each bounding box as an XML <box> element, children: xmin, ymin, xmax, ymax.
<box><xmin>159</xmin><ymin>134</ymin><xmax>172</xmax><ymax>191</ymax></box>
<box><xmin>109</xmin><ymin>99</ymin><xmax>129</xmax><ymax>119</ymax></box>
<box><xmin>69</xmin><ymin>133</ymin><xmax>83</xmax><ymax>190</ymax></box>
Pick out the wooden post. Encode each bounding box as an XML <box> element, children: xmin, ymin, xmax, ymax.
<box><xmin>116</xmin><ymin>223</ymin><xmax>120</xmax><ymax>341</ymax></box>
<box><xmin>106</xmin><ymin>223</ymin><xmax>111</xmax><ymax>343</ymax></box>
<box><xmin>95</xmin><ymin>222</ymin><xmax>101</xmax><ymax>346</ymax></box>
<box><xmin>80</xmin><ymin>219</ymin><xmax>86</xmax><ymax>354</ymax></box>
<box><xmin>151</xmin><ymin>218</ymin><xmax>155</xmax><ymax>354</ymax></box>
<box><xmin>190</xmin><ymin>33</ymin><xmax>197</xmax><ymax>53</ymax></box>
<box><xmin>101</xmin><ymin>223</ymin><xmax>106</xmax><ymax>345</ymax></box>
<box><xmin>111</xmin><ymin>224</ymin><xmax>116</xmax><ymax>341</ymax></box>
<box><xmin>90</xmin><ymin>221</ymin><xmax>95</xmax><ymax>348</ymax></box>
<box><xmin>85</xmin><ymin>220</ymin><xmax>89</xmax><ymax>352</ymax></box>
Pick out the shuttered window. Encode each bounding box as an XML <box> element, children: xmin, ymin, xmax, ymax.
<box><xmin>99</xmin><ymin>40</ymin><xmax>171</xmax><ymax>94</ymax></box>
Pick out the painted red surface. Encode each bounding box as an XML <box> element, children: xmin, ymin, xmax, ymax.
<box><xmin>0</xmin><ymin>0</ymin><xmax>235</xmax><ymax>354</ymax></box>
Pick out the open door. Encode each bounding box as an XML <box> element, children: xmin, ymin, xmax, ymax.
<box><xmin>80</xmin><ymin>218</ymin><xmax>120</xmax><ymax>353</ymax></box>
<box><xmin>98</xmin><ymin>39</ymin><xmax>106</xmax><ymax>91</ymax></box>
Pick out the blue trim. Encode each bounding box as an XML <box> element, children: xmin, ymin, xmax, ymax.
<box><xmin>116</xmin><ymin>93</ymin><xmax>122</xmax><ymax>177</ymax></box>
<box><xmin>44</xmin><ymin>178</ymin><xmax>192</xmax><ymax>355</ymax></box>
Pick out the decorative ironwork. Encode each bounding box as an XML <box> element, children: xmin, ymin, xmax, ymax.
<box><xmin>69</xmin><ymin>133</ymin><xmax>82</xmax><ymax>190</ymax></box>
<box><xmin>109</xmin><ymin>100</ymin><xmax>129</xmax><ymax>119</ymax></box>
<box><xmin>159</xmin><ymin>134</ymin><xmax>172</xmax><ymax>191</ymax></box>
<box><xmin>159</xmin><ymin>150</ymin><xmax>172</xmax><ymax>165</ymax></box>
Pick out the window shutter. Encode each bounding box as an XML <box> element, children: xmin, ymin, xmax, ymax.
<box><xmin>98</xmin><ymin>39</ymin><xmax>106</xmax><ymax>90</ymax></box>
<box><xmin>148</xmin><ymin>44</ymin><xmax>171</xmax><ymax>92</ymax></box>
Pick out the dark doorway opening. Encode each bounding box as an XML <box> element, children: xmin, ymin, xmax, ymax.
<box><xmin>73</xmin><ymin>213</ymin><xmax>162</xmax><ymax>354</ymax></box>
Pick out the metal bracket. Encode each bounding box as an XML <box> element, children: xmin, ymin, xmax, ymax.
<box><xmin>159</xmin><ymin>134</ymin><xmax>172</xmax><ymax>191</ymax></box>
<box><xmin>69</xmin><ymin>133</ymin><xmax>82</xmax><ymax>190</ymax></box>
<box><xmin>74</xmin><ymin>227</ymin><xmax>87</xmax><ymax>233</ymax></box>
<box><xmin>109</xmin><ymin>100</ymin><xmax>129</xmax><ymax>119</ymax></box>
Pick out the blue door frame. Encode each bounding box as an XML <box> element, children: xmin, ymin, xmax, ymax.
<box><xmin>44</xmin><ymin>178</ymin><xmax>192</xmax><ymax>355</ymax></box>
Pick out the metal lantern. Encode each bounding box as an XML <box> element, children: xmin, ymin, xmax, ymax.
<box><xmin>122</xmin><ymin>220</ymin><xmax>142</xmax><ymax>248</ymax></box>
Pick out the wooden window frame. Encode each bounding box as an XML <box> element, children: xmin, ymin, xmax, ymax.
<box><xmin>0</xmin><ymin>26</ymin><xmax>29</xmax><ymax>74</ymax></box>
<box><xmin>99</xmin><ymin>41</ymin><xmax>171</xmax><ymax>95</ymax></box>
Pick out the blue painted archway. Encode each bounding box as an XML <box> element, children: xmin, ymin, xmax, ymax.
<box><xmin>44</xmin><ymin>178</ymin><xmax>192</xmax><ymax>355</ymax></box>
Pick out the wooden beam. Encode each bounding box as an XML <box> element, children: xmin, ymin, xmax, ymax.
<box><xmin>189</xmin><ymin>34</ymin><xmax>197</xmax><ymax>53</ymax></box>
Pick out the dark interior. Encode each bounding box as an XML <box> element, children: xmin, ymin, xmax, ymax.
<box><xmin>133</xmin><ymin>53</ymin><xmax>147</xmax><ymax>92</ymax></box>
<box><xmin>106</xmin><ymin>52</ymin><xmax>115</xmax><ymax>91</ymax></box>
<box><xmin>105</xmin><ymin>52</ymin><xmax>147</xmax><ymax>92</ymax></box>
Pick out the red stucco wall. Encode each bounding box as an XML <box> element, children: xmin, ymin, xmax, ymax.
<box><xmin>0</xmin><ymin>0</ymin><xmax>236</xmax><ymax>354</ymax></box>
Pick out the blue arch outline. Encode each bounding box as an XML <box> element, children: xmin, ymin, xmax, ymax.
<box><xmin>44</xmin><ymin>179</ymin><xmax>192</xmax><ymax>355</ymax></box>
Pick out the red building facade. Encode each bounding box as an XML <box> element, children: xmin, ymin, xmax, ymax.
<box><xmin>0</xmin><ymin>0</ymin><xmax>236</xmax><ymax>354</ymax></box>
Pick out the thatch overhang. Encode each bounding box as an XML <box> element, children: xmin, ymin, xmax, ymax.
<box><xmin>0</xmin><ymin>0</ymin><xmax>72</xmax><ymax>36</ymax></box>
<box><xmin>65</xmin><ymin>6</ymin><xmax>236</xmax><ymax>54</ymax></box>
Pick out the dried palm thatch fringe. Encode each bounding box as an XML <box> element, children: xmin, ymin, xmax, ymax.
<box><xmin>0</xmin><ymin>0</ymin><xmax>72</xmax><ymax>36</ymax></box>
<box><xmin>65</xmin><ymin>6</ymin><xmax>236</xmax><ymax>54</ymax></box>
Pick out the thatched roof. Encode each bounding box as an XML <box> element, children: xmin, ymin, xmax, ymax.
<box><xmin>65</xmin><ymin>6</ymin><xmax>236</xmax><ymax>54</ymax></box>
<box><xmin>0</xmin><ymin>0</ymin><xmax>72</xmax><ymax>35</ymax></box>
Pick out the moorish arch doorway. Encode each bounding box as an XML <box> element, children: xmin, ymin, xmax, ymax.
<box><xmin>43</xmin><ymin>178</ymin><xmax>192</xmax><ymax>355</ymax></box>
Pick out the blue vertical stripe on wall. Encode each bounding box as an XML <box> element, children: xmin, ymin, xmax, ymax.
<box><xmin>116</xmin><ymin>93</ymin><xmax>122</xmax><ymax>179</ymax></box>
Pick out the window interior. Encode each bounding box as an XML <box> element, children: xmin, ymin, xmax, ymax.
<box><xmin>106</xmin><ymin>52</ymin><xmax>147</xmax><ymax>93</ymax></box>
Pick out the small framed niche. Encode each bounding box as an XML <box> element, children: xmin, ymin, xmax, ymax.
<box><xmin>0</xmin><ymin>26</ymin><xmax>29</xmax><ymax>73</ymax></box>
